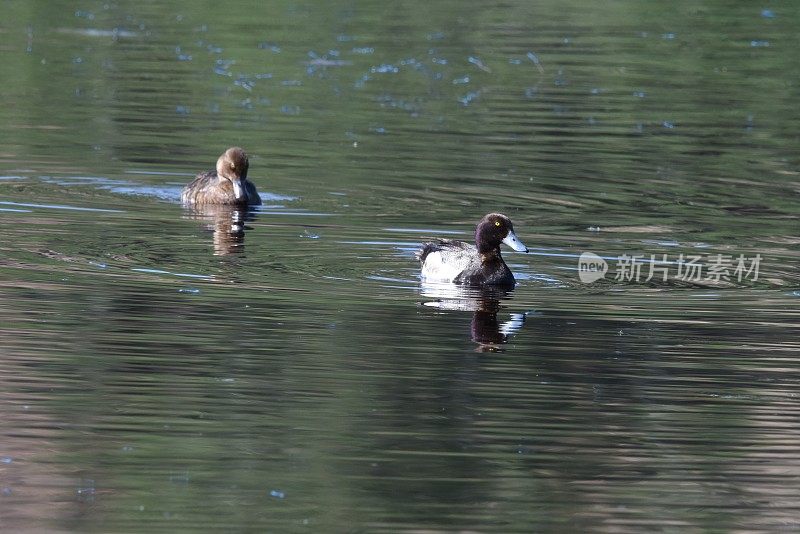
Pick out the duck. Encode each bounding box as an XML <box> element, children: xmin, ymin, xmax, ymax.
<box><xmin>418</xmin><ymin>213</ymin><xmax>528</xmax><ymax>286</ymax></box>
<box><xmin>181</xmin><ymin>147</ymin><xmax>262</xmax><ymax>205</ymax></box>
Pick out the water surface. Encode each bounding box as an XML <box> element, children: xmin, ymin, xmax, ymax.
<box><xmin>1</xmin><ymin>1</ymin><xmax>799</xmax><ymax>531</ymax></box>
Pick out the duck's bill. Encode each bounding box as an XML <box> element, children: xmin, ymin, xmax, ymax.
<box><xmin>502</xmin><ymin>230</ymin><xmax>528</xmax><ymax>252</ymax></box>
<box><xmin>231</xmin><ymin>179</ymin><xmax>245</xmax><ymax>201</ymax></box>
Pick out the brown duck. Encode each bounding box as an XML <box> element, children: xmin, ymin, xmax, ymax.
<box><xmin>181</xmin><ymin>147</ymin><xmax>261</xmax><ymax>205</ymax></box>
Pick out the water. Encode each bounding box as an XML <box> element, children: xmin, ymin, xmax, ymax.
<box><xmin>1</xmin><ymin>1</ymin><xmax>799</xmax><ymax>531</ymax></box>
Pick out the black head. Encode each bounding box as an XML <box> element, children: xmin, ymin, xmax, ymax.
<box><xmin>474</xmin><ymin>213</ymin><xmax>528</xmax><ymax>254</ymax></box>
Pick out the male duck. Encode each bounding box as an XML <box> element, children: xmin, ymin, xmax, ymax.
<box><xmin>418</xmin><ymin>213</ymin><xmax>528</xmax><ymax>286</ymax></box>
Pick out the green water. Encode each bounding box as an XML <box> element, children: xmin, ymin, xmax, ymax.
<box><xmin>1</xmin><ymin>1</ymin><xmax>799</xmax><ymax>531</ymax></box>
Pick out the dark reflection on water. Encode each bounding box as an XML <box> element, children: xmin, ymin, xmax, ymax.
<box><xmin>182</xmin><ymin>204</ymin><xmax>256</xmax><ymax>256</ymax></box>
<box><xmin>420</xmin><ymin>284</ymin><xmax>531</xmax><ymax>351</ymax></box>
<box><xmin>1</xmin><ymin>0</ymin><xmax>799</xmax><ymax>531</ymax></box>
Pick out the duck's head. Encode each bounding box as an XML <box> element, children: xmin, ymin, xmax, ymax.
<box><xmin>475</xmin><ymin>213</ymin><xmax>528</xmax><ymax>254</ymax></box>
<box><xmin>216</xmin><ymin>147</ymin><xmax>250</xmax><ymax>202</ymax></box>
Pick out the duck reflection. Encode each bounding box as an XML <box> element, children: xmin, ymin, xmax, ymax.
<box><xmin>420</xmin><ymin>283</ymin><xmax>532</xmax><ymax>352</ymax></box>
<box><xmin>182</xmin><ymin>204</ymin><xmax>258</xmax><ymax>256</ymax></box>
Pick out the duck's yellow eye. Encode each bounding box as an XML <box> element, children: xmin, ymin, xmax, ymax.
<box><xmin>230</xmin><ymin>163</ymin><xmax>236</xmax><ymax>170</ymax></box>
<box><xmin>495</xmin><ymin>221</ymin><xmax>501</xmax><ymax>227</ymax></box>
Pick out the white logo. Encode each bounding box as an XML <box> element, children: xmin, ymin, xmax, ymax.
<box><xmin>578</xmin><ymin>252</ymin><xmax>608</xmax><ymax>283</ymax></box>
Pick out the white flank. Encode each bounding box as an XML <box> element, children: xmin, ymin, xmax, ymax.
<box><xmin>420</xmin><ymin>251</ymin><xmax>470</xmax><ymax>283</ymax></box>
